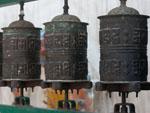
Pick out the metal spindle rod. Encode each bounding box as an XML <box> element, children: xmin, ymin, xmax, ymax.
<box><xmin>19</xmin><ymin>1</ymin><xmax>24</xmax><ymax>20</ymax></box>
<box><xmin>20</xmin><ymin>87</ymin><xmax>24</xmax><ymax>97</ymax></box>
<box><xmin>63</xmin><ymin>0</ymin><xmax>69</xmax><ymax>15</ymax></box>
<box><xmin>64</xmin><ymin>90</ymin><xmax>69</xmax><ymax>109</ymax></box>
<box><xmin>120</xmin><ymin>0</ymin><xmax>127</xmax><ymax>6</ymax></box>
<box><xmin>19</xmin><ymin>87</ymin><xmax>24</xmax><ymax>105</ymax></box>
<box><xmin>121</xmin><ymin>92</ymin><xmax>128</xmax><ymax>113</ymax></box>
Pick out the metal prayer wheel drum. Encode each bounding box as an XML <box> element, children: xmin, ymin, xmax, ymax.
<box><xmin>99</xmin><ymin>0</ymin><xmax>149</xmax><ymax>82</ymax></box>
<box><xmin>2</xmin><ymin>2</ymin><xmax>41</xmax><ymax>80</ymax></box>
<box><xmin>44</xmin><ymin>0</ymin><xmax>88</xmax><ymax>81</ymax></box>
<box><xmin>2</xmin><ymin>22</ymin><xmax>41</xmax><ymax>80</ymax></box>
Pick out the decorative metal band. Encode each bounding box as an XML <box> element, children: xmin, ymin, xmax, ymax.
<box><xmin>45</xmin><ymin>62</ymin><xmax>87</xmax><ymax>80</ymax></box>
<box><xmin>3</xmin><ymin>63</ymin><xmax>41</xmax><ymax>79</ymax></box>
<box><xmin>45</xmin><ymin>32</ymin><xmax>87</xmax><ymax>49</ymax></box>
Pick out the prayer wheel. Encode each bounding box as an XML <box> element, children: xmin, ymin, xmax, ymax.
<box><xmin>44</xmin><ymin>0</ymin><xmax>88</xmax><ymax>81</ymax></box>
<box><xmin>99</xmin><ymin>0</ymin><xmax>149</xmax><ymax>81</ymax></box>
<box><xmin>2</xmin><ymin>2</ymin><xmax>41</xmax><ymax>80</ymax></box>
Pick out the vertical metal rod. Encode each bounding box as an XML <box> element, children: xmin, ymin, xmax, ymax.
<box><xmin>121</xmin><ymin>92</ymin><xmax>128</xmax><ymax>113</ymax></box>
<box><xmin>64</xmin><ymin>90</ymin><xmax>69</xmax><ymax>109</ymax></box>
<box><xmin>20</xmin><ymin>87</ymin><xmax>24</xmax><ymax>97</ymax></box>
<box><xmin>19</xmin><ymin>1</ymin><xmax>24</xmax><ymax>20</ymax></box>
<box><xmin>19</xmin><ymin>87</ymin><xmax>24</xmax><ymax>105</ymax></box>
<box><xmin>63</xmin><ymin>0</ymin><xmax>69</xmax><ymax>15</ymax></box>
<box><xmin>120</xmin><ymin>0</ymin><xmax>127</xmax><ymax>6</ymax></box>
<box><xmin>122</xmin><ymin>92</ymin><xmax>126</xmax><ymax>104</ymax></box>
<box><xmin>65</xmin><ymin>90</ymin><xmax>68</xmax><ymax>101</ymax></box>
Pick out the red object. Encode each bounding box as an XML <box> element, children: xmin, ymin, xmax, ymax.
<box><xmin>40</xmin><ymin>39</ymin><xmax>46</xmax><ymax>56</ymax></box>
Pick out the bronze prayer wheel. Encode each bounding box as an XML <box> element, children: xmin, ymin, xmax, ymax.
<box><xmin>2</xmin><ymin>2</ymin><xmax>41</xmax><ymax>80</ymax></box>
<box><xmin>99</xmin><ymin>0</ymin><xmax>149</xmax><ymax>82</ymax></box>
<box><xmin>44</xmin><ymin>0</ymin><xmax>88</xmax><ymax>81</ymax></box>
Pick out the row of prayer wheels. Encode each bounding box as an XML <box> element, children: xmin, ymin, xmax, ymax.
<box><xmin>1</xmin><ymin>0</ymin><xmax>88</xmax><ymax>82</ymax></box>
<box><xmin>0</xmin><ymin>0</ymin><xmax>149</xmax><ymax>83</ymax></box>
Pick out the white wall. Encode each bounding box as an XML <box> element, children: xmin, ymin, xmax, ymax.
<box><xmin>0</xmin><ymin>0</ymin><xmax>150</xmax><ymax>113</ymax></box>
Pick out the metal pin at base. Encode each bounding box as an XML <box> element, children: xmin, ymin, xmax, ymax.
<box><xmin>114</xmin><ymin>92</ymin><xmax>135</xmax><ymax>113</ymax></box>
<box><xmin>13</xmin><ymin>87</ymin><xmax>30</xmax><ymax>106</ymax></box>
<box><xmin>58</xmin><ymin>90</ymin><xmax>76</xmax><ymax>110</ymax></box>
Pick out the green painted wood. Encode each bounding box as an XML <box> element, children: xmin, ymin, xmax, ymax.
<box><xmin>0</xmin><ymin>105</ymin><xmax>91</xmax><ymax>113</ymax></box>
<box><xmin>0</xmin><ymin>0</ymin><xmax>37</xmax><ymax>7</ymax></box>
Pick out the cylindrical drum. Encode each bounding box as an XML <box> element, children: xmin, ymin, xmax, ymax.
<box><xmin>45</xmin><ymin>19</ymin><xmax>88</xmax><ymax>81</ymax></box>
<box><xmin>44</xmin><ymin>1</ymin><xmax>88</xmax><ymax>81</ymax></box>
<box><xmin>99</xmin><ymin>0</ymin><xmax>149</xmax><ymax>82</ymax></box>
<box><xmin>2</xmin><ymin>20</ymin><xmax>41</xmax><ymax>80</ymax></box>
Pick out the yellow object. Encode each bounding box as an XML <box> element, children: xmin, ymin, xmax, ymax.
<box><xmin>44</xmin><ymin>89</ymin><xmax>65</xmax><ymax>109</ymax></box>
<box><xmin>44</xmin><ymin>88</ymin><xmax>93</xmax><ymax>112</ymax></box>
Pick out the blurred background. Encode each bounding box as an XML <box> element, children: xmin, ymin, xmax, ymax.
<box><xmin>0</xmin><ymin>0</ymin><xmax>150</xmax><ymax>113</ymax></box>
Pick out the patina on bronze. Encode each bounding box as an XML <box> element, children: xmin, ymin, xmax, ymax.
<box><xmin>99</xmin><ymin>0</ymin><xmax>149</xmax><ymax>81</ymax></box>
<box><xmin>2</xmin><ymin>1</ymin><xmax>41</xmax><ymax>80</ymax></box>
<box><xmin>44</xmin><ymin>0</ymin><xmax>88</xmax><ymax>81</ymax></box>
